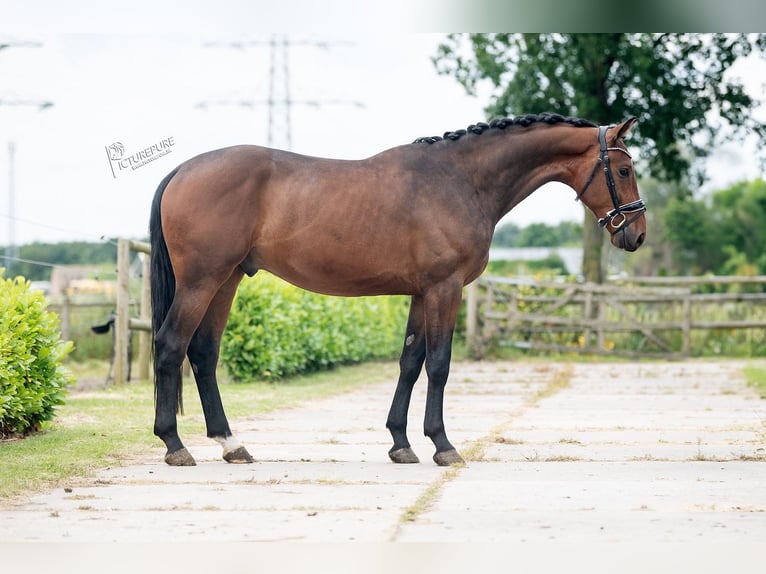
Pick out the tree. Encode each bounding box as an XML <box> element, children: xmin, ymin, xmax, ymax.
<box><xmin>491</xmin><ymin>221</ymin><xmax>521</xmax><ymax>247</ymax></box>
<box><xmin>663</xmin><ymin>194</ymin><xmax>722</xmax><ymax>273</ymax></box>
<box><xmin>491</xmin><ymin>220</ymin><xmax>583</xmax><ymax>248</ymax></box>
<box><xmin>4</xmin><ymin>240</ymin><xmax>118</xmax><ymax>281</ymax></box>
<box><xmin>664</xmin><ymin>178</ymin><xmax>766</xmax><ymax>275</ymax></box>
<box><xmin>434</xmin><ymin>33</ymin><xmax>766</xmax><ymax>282</ymax></box>
<box><xmin>626</xmin><ymin>177</ymin><xmax>693</xmax><ymax>276</ymax></box>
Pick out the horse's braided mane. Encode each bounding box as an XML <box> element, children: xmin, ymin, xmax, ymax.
<box><xmin>412</xmin><ymin>112</ymin><xmax>597</xmax><ymax>145</ymax></box>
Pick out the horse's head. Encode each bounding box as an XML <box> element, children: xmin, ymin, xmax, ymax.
<box><xmin>576</xmin><ymin>118</ymin><xmax>646</xmax><ymax>252</ymax></box>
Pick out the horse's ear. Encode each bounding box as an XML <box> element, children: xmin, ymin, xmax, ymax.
<box><xmin>612</xmin><ymin>117</ymin><xmax>638</xmax><ymax>142</ymax></box>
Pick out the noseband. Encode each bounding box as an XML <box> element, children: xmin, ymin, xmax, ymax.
<box><xmin>576</xmin><ymin>125</ymin><xmax>646</xmax><ymax>235</ymax></box>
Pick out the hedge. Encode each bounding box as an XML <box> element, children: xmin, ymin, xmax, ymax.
<box><xmin>221</xmin><ymin>273</ymin><xmax>410</xmax><ymax>380</ymax></box>
<box><xmin>0</xmin><ymin>272</ymin><xmax>73</xmax><ymax>436</ymax></box>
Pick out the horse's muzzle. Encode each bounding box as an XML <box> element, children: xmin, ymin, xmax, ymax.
<box><xmin>612</xmin><ymin>228</ymin><xmax>645</xmax><ymax>252</ymax></box>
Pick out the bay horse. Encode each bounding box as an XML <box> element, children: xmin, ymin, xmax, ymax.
<box><xmin>150</xmin><ymin>112</ymin><xmax>646</xmax><ymax>467</ymax></box>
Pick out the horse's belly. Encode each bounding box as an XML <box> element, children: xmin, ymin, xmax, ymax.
<box><xmin>268</xmin><ymin>261</ymin><xmax>413</xmax><ymax>297</ymax></box>
<box><xmin>245</xmin><ymin>244</ymin><xmax>415</xmax><ymax>297</ymax></box>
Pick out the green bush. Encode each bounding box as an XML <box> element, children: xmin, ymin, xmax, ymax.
<box><xmin>0</xmin><ymin>272</ymin><xmax>73</xmax><ymax>436</ymax></box>
<box><xmin>221</xmin><ymin>274</ymin><xmax>409</xmax><ymax>380</ymax></box>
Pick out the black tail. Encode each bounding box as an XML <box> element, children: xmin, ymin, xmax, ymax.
<box><xmin>150</xmin><ymin>167</ymin><xmax>183</xmax><ymax>413</ymax></box>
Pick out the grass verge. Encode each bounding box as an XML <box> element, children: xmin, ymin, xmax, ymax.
<box><xmin>743</xmin><ymin>364</ymin><xmax>766</xmax><ymax>399</ymax></box>
<box><xmin>0</xmin><ymin>360</ymin><xmax>396</xmax><ymax>504</ymax></box>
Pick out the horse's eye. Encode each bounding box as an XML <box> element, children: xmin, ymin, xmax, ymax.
<box><xmin>618</xmin><ymin>167</ymin><xmax>630</xmax><ymax>177</ymax></box>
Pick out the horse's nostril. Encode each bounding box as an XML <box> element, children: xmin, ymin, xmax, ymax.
<box><xmin>635</xmin><ymin>233</ymin><xmax>645</xmax><ymax>247</ymax></box>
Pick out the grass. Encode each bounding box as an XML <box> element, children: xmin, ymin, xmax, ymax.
<box><xmin>0</xmin><ymin>360</ymin><xmax>397</xmax><ymax>503</ymax></box>
<box><xmin>529</xmin><ymin>363</ymin><xmax>574</xmax><ymax>402</ymax></box>
<box><xmin>398</xmin><ymin>465</ymin><xmax>463</xmax><ymax>525</ymax></box>
<box><xmin>743</xmin><ymin>364</ymin><xmax>766</xmax><ymax>399</ymax></box>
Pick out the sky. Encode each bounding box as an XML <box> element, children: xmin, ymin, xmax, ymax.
<box><xmin>1</xmin><ymin>2</ymin><xmax>765</xmax><ymax>250</ymax></box>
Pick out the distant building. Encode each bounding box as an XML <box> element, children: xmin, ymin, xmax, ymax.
<box><xmin>29</xmin><ymin>281</ymin><xmax>51</xmax><ymax>295</ymax></box>
<box><xmin>48</xmin><ymin>266</ymin><xmax>116</xmax><ymax>297</ymax></box>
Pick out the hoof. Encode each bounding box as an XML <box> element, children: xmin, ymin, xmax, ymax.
<box><xmin>223</xmin><ymin>445</ymin><xmax>254</xmax><ymax>464</ymax></box>
<box><xmin>389</xmin><ymin>447</ymin><xmax>420</xmax><ymax>464</ymax></box>
<box><xmin>165</xmin><ymin>447</ymin><xmax>196</xmax><ymax>466</ymax></box>
<box><xmin>433</xmin><ymin>449</ymin><xmax>464</xmax><ymax>467</ymax></box>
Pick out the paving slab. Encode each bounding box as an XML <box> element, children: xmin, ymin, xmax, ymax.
<box><xmin>1</xmin><ymin>360</ymin><xmax>764</xmax><ymax>550</ymax></box>
<box><xmin>396</xmin><ymin>361</ymin><xmax>766</xmax><ymax>545</ymax></box>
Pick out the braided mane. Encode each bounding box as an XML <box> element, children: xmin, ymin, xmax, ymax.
<box><xmin>412</xmin><ymin>112</ymin><xmax>597</xmax><ymax>145</ymax></box>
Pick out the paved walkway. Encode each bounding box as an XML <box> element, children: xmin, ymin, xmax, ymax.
<box><xmin>1</xmin><ymin>360</ymin><xmax>765</xmax><ymax>545</ymax></box>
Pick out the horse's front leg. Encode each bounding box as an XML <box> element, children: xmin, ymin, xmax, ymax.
<box><xmin>386</xmin><ymin>295</ymin><xmax>426</xmax><ymax>463</ymax></box>
<box><xmin>422</xmin><ymin>280</ymin><xmax>465</xmax><ymax>466</ymax></box>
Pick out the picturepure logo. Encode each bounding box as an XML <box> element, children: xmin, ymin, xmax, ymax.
<box><xmin>105</xmin><ymin>136</ymin><xmax>175</xmax><ymax>178</ymax></box>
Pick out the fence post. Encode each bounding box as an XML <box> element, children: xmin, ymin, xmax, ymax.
<box><xmin>597</xmin><ymin>296</ymin><xmax>606</xmax><ymax>351</ymax></box>
<box><xmin>137</xmin><ymin>252</ymin><xmax>152</xmax><ymax>380</ymax></box>
<box><xmin>480</xmin><ymin>281</ymin><xmax>496</xmax><ymax>357</ymax></box>
<box><xmin>681</xmin><ymin>294</ymin><xmax>692</xmax><ymax>356</ymax></box>
<box><xmin>465</xmin><ymin>281</ymin><xmax>478</xmax><ymax>355</ymax></box>
<box><xmin>583</xmin><ymin>286</ymin><xmax>593</xmax><ymax>350</ymax></box>
<box><xmin>508</xmin><ymin>290</ymin><xmax>518</xmax><ymax>335</ymax></box>
<box><xmin>114</xmin><ymin>238</ymin><xmax>131</xmax><ymax>385</ymax></box>
<box><xmin>465</xmin><ymin>281</ymin><xmax>478</xmax><ymax>353</ymax></box>
<box><xmin>60</xmin><ymin>293</ymin><xmax>70</xmax><ymax>342</ymax></box>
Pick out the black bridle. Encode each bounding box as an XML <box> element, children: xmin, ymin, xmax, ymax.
<box><xmin>576</xmin><ymin>125</ymin><xmax>646</xmax><ymax>235</ymax></box>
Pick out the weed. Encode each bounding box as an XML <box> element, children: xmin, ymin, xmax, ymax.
<box><xmin>398</xmin><ymin>465</ymin><xmax>462</xmax><ymax>526</ymax></box>
<box><xmin>529</xmin><ymin>364</ymin><xmax>574</xmax><ymax>403</ymax></box>
<box><xmin>558</xmin><ymin>438</ymin><xmax>583</xmax><ymax>445</ymax></box>
<box><xmin>494</xmin><ymin>436</ymin><xmax>525</xmax><ymax>445</ymax></box>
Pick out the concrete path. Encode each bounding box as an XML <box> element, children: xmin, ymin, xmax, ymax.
<box><xmin>1</xmin><ymin>360</ymin><xmax>765</xmax><ymax>545</ymax></box>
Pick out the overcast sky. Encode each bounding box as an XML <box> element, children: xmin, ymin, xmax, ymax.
<box><xmin>1</xmin><ymin>3</ymin><xmax>765</xmax><ymax>248</ymax></box>
<box><xmin>0</xmin><ymin>32</ymin><xmax>494</xmax><ymax>246</ymax></box>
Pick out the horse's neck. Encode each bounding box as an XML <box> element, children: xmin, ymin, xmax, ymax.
<box><xmin>461</xmin><ymin>127</ymin><xmax>592</xmax><ymax>224</ymax></box>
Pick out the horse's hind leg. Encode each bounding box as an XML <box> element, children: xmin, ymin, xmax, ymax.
<box><xmin>187</xmin><ymin>268</ymin><xmax>253</xmax><ymax>464</ymax></box>
<box><xmin>154</xmin><ymin>282</ymin><xmax>221</xmax><ymax>466</ymax></box>
<box><xmin>386</xmin><ymin>295</ymin><xmax>426</xmax><ymax>463</ymax></box>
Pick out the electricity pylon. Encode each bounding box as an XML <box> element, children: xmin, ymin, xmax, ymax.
<box><xmin>200</xmin><ymin>36</ymin><xmax>363</xmax><ymax>150</ymax></box>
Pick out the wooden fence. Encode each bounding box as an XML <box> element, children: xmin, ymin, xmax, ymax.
<box><xmin>465</xmin><ymin>275</ymin><xmax>766</xmax><ymax>359</ymax></box>
<box><xmin>46</xmin><ymin>297</ymin><xmax>115</xmax><ymax>343</ymax></box>
<box><xmin>114</xmin><ymin>238</ymin><xmax>152</xmax><ymax>385</ymax></box>
<box><xmin>45</xmin><ymin>239</ymin><xmax>152</xmax><ymax>385</ymax></box>
<box><xmin>109</xmin><ymin>237</ymin><xmax>766</xmax><ymax>378</ymax></box>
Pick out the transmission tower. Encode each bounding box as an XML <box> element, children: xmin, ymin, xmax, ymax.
<box><xmin>267</xmin><ymin>35</ymin><xmax>290</xmax><ymax>149</ymax></box>
<box><xmin>200</xmin><ymin>36</ymin><xmax>363</xmax><ymax>150</ymax></box>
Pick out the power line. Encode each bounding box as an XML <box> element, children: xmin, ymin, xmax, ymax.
<box><xmin>0</xmin><ymin>97</ymin><xmax>53</xmax><ymax>109</ymax></box>
<box><xmin>199</xmin><ymin>36</ymin><xmax>364</xmax><ymax>150</ymax></box>
<box><xmin>1</xmin><ymin>252</ymin><xmax>119</xmax><ymax>272</ymax></box>
<box><xmin>0</xmin><ymin>41</ymin><xmax>43</xmax><ymax>51</ymax></box>
<box><xmin>1</xmin><ymin>253</ymin><xmax>60</xmax><ymax>269</ymax></box>
<box><xmin>0</xmin><ymin>211</ymin><xmax>117</xmax><ymax>244</ymax></box>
